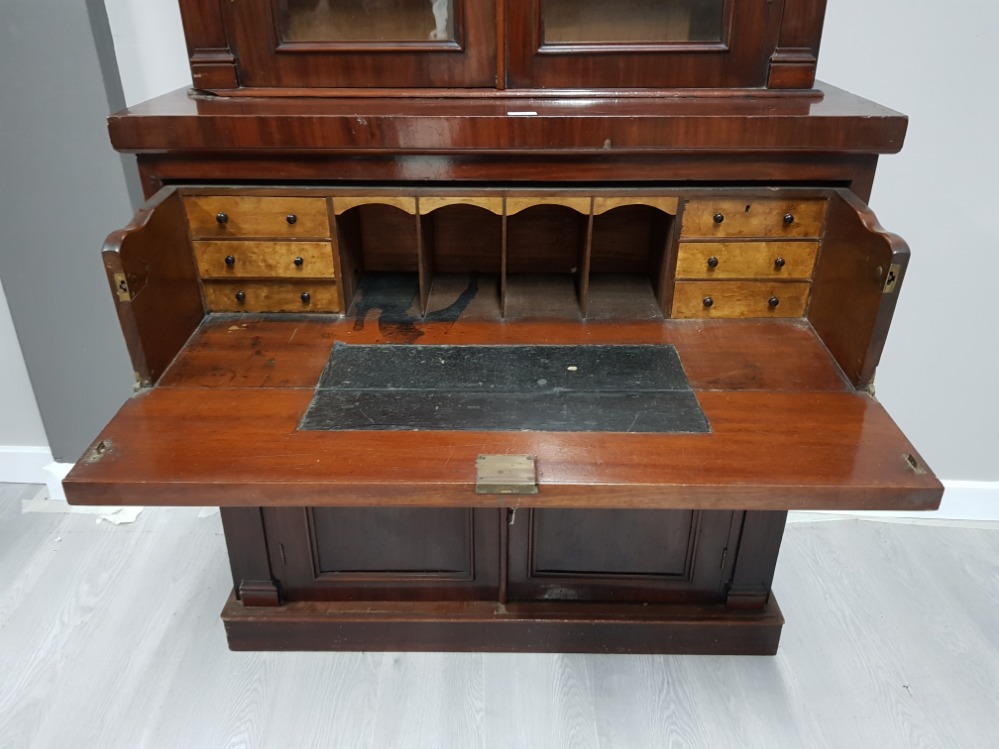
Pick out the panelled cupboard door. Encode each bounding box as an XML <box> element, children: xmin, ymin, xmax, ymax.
<box><xmin>261</xmin><ymin>507</ymin><xmax>502</xmax><ymax>601</ymax></box>
<box><xmin>506</xmin><ymin>0</ymin><xmax>781</xmax><ymax>89</ymax></box>
<box><xmin>507</xmin><ymin>509</ymin><xmax>739</xmax><ymax>604</ymax></box>
<box><xmin>223</xmin><ymin>0</ymin><xmax>496</xmax><ymax>89</ymax></box>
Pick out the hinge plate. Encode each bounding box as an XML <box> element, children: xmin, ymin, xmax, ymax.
<box><xmin>113</xmin><ymin>272</ymin><xmax>132</xmax><ymax>302</ymax></box>
<box><xmin>475</xmin><ymin>454</ymin><xmax>538</xmax><ymax>495</ymax></box>
<box><xmin>882</xmin><ymin>263</ymin><xmax>901</xmax><ymax>294</ymax></box>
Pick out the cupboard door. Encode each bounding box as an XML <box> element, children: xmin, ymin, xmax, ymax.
<box><xmin>263</xmin><ymin>507</ymin><xmax>501</xmax><ymax>601</ymax></box>
<box><xmin>507</xmin><ymin>509</ymin><xmax>738</xmax><ymax>604</ymax></box>
<box><xmin>507</xmin><ymin>0</ymin><xmax>781</xmax><ymax>89</ymax></box>
<box><xmin>224</xmin><ymin>0</ymin><xmax>496</xmax><ymax>89</ymax></box>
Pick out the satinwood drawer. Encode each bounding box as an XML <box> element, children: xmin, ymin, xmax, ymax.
<box><xmin>671</xmin><ymin>281</ymin><xmax>810</xmax><ymax>319</ymax></box>
<box><xmin>193</xmin><ymin>241</ymin><xmax>336</xmax><ymax>279</ymax></box>
<box><xmin>675</xmin><ymin>241</ymin><xmax>819</xmax><ymax>280</ymax></box>
<box><xmin>680</xmin><ymin>198</ymin><xmax>826</xmax><ymax>239</ymax></box>
<box><xmin>185</xmin><ymin>196</ymin><xmax>330</xmax><ymax>239</ymax></box>
<box><xmin>203</xmin><ymin>281</ymin><xmax>341</xmax><ymax>312</ymax></box>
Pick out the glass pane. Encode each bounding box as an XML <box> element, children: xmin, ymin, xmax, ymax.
<box><xmin>280</xmin><ymin>0</ymin><xmax>455</xmax><ymax>44</ymax></box>
<box><xmin>542</xmin><ymin>0</ymin><xmax>725</xmax><ymax>44</ymax></box>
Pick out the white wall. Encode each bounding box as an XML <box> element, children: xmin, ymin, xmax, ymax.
<box><xmin>26</xmin><ymin>0</ymin><xmax>996</xmax><ymax>490</ymax></box>
<box><xmin>0</xmin><ymin>279</ymin><xmax>48</xmax><ymax>447</ymax></box>
<box><xmin>818</xmin><ymin>1</ymin><xmax>999</xmax><ymax>482</ymax></box>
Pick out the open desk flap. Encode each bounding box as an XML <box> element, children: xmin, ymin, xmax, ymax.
<box><xmin>64</xmin><ymin>316</ymin><xmax>942</xmax><ymax>512</ymax></box>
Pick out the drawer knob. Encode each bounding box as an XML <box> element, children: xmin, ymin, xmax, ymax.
<box><xmin>216</xmin><ymin>212</ymin><xmax>229</xmax><ymax>225</ymax></box>
<box><xmin>301</xmin><ymin>291</ymin><xmax>311</xmax><ymax>304</ymax></box>
<box><xmin>713</xmin><ymin>213</ymin><xmax>725</xmax><ymax>224</ymax></box>
<box><xmin>703</xmin><ymin>296</ymin><xmax>714</xmax><ymax>308</ymax></box>
<box><xmin>774</xmin><ymin>257</ymin><xmax>786</xmax><ymax>269</ymax></box>
<box><xmin>235</xmin><ymin>291</ymin><xmax>246</xmax><ymax>303</ymax></box>
<box><xmin>783</xmin><ymin>213</ymin><xmax>794</xmax><ymax>225</ymax></box>
<box><xmin>769</xmin><ymin>296</ymin><xmax>780</xmax><ymax>308</ymax></box>
<box><xmin>286</xmin><ymin>214</ymin><xmax>298</xmax><ymax>225</ymax></box>
<box><xmin>707</xmin><ymin>256</ymin><xmax>719</xmax><ymax>269</ymax></box>
<box><xmin>293</xmin><ymin>256</ymin><xmax>304</xmax><ymax>267</ymax></box>
<box><xmin>225</xmin><ymin>255</ymin><xmax>236</xmax><ymax>267</ymax></box>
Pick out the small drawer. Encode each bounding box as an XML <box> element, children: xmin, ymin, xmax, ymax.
<box><xmin>680</xmin><ymin>199</ymin><xmax>826</xmax><ymax>239</ymax></box>
<box><xmin>675</xmin><ymin>241</ymin><xmax>818</xmax><ymax>280</ymax></box>
<box><xmin>671</xmin><ymin>281</ymin><xmax>810</xmax><ymax>319</ymax></box>
<box><xmin>203</xmin><ymin>281</ymin><xmax>341</xmax><ymax>313</ymax></box>
<box><xmin>194</xmin><ymin>241</ymin><xmax>335</xmax><ymax>279</ymax></box>
<box><xmin>186</xmin><ymin>196</ymin><xmax>330</xmax><ymax>239</ymax></box>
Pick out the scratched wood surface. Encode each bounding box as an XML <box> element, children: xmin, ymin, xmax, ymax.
<box><xmin>1</xmin><ymin>484</ymin><xmax>995</xmax><ymax>748</ymax></box>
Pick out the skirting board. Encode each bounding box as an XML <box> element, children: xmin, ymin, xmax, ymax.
<box><xmin>0</xmin><ymin>446</ymin><xmax>54</xmax><ymax>486</ymax></box>
<box><xmin>3</xmin><ymin>455</ymin><xmax>995</xmax><ymax>522</ymax></box>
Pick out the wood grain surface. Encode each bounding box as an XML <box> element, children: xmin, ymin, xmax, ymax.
<box><xmin>63</xmin><ymin>317</ymin><xmax>940</xmax><ymax>511</ymax></box>
<box><xmin>3</xmin><ymin>487</ymin><xmax>995</xmax><ymax>749</ymax></box>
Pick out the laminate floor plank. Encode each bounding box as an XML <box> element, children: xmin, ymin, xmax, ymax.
<box><xmin>1</xmin><ymin>487</ymin><xmax>997</xmax><ymax>749</ymax></box>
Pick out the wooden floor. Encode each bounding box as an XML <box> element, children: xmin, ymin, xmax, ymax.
<box><xmin>1</xmin><ymin>482</ymin><xmax>996</xmax><ymax>748</ymax></box>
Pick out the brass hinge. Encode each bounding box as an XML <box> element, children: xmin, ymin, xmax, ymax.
<box><xmin>882</xmin><ymin>263</ymin><xmax>901</xmax><ymax>294</ymax></box>
<box><xmin>475</xmin><ymin>455</ymin><xmax>538</xmax><ymax>495</ymax></box>
<box><xmin>113</xmin><ymin>272</ymin><xmax>132</xmax><ymax>302</ymax></box>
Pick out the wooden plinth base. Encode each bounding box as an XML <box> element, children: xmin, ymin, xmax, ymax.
<box><xmin>221</xmin><ymin>593</ymin><xmax>784</xmax><ymax>655</ymax></box>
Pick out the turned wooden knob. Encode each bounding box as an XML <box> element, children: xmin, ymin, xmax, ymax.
<box><xmin>703</xmin><ymin>297</ymin><xmax>714</xmax><ymax>308</ymax></box>
<box><xmin>225</xmin><ymin>255</ymin><xmax>236</xmax><ymax>267</ymax></box>
<box><xmin>235</xmin><ymin>291</ymin><xmax>246</xmax><ymax>303</ymax></box>
<box><xmin>783</xmin><ymin>213</ymin><xmax>794</xmax><ymax>225</ymax></box>
<box><xmin>300</xmin><ymin>291</ymin><xmax>311</xmax><ymax>304</ymax></box>
<box><xmin>713</xmin><ymin>213</ymin><xmax>725</xmax><ymax>224</ymax></box>
<box><xmin>707</xmin><ymin>256</ymin><xmax>719</xmax><ymax>269</ymax></box>
<box><xmin>294</xmin><ymin>256</ymin><xmax>304</xmax><ymax>267</ymax></box>
<box><xmin>774</xmin><ymin>257</ymin><xmax>786</xmax><ymax>269</ymax></box>
<box><xmin>769</xmin><ymin>296</ymin><xmax>780</xmax><ymax>308</ymax></box>
<box><xmin>286</xmin><ymin>214</ymin><xmax>298</xmax><ymax>225</ymax></box>
<box><xmin>216</xmin><ymin>212</ymin><xmax>229</xmax><ymax>224</ymax></box>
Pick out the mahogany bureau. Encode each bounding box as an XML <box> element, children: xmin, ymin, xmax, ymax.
<box><xmin>64</xmin><ymin>0</ymin><xmax>942</xmax><ymax>654</ymax></box>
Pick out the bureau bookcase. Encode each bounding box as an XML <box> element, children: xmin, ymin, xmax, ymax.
<box><xmin>64</xmin><ymin>0</ymin><xmax>942</xmax><ymax>653</ymax></box>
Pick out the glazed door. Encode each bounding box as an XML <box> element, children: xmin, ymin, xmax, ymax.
<box><xmin>506</xmin><ymin>0</ymin><xmax>782</xmax><ymax>89</ymax></box>
<box><xmin>224</xmin><ymin>0</ymin><xmax>496</xmax><ymax>89</ymax></box>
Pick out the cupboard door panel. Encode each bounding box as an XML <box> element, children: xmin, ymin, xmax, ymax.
<box><xmin>508</xmin><ymin>509</ymin><xmax>737</xmax><ymax>604</ymax></box>
<box><xmin>263</xmin><ymin>507</ymin><xmax>501</xmax><ymax>601</ymax></box>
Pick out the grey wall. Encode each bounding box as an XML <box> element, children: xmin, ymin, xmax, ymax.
<box><xmin>0</xmin><ymin>0</ymin><xmax>138</xmax><ymax>461</ymax></box>
<box><xmin>818</xmin><ymin>1</ymin><xmax>999</xmax><ymax>482</ymax></box>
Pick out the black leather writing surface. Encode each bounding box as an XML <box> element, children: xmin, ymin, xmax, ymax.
<box><xmin>301</xmin><ymin>344</ymin><xmax>709</xmax><ymax>433</ymax></box>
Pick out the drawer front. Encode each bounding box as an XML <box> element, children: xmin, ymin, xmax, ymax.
<box><xmin>675</xmin><ymin>242</ymin><xmax>819</xmax><ymax>280</ymax></box>
<box><xmin>186</xmin><ymin>196</ymin><xmax>330</xmax><ymax>239</ymax></box>
<box><xmin>681</xmin><ymin>199</ymin><xmax>826</xmax><ymax>239</ymax></box>
<box><xmin>194</xmin><ymin>241</ymin><xmax>336</xmax><ymax>279</ymax></box>
<box><xmin>203</xmin><ymin>281</ymin><xmax>341</xmax><ymax>313</ymax></box>
<box><xmin>672</xmin><ymin>281</ymin><xmax>810</xmax><ymax>319</ymax></box>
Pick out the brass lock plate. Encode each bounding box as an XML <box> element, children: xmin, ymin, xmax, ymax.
<box><xmin>475</xmin><ymin>454</ymin><xmax>538</xmax><ymax>495</ymax></box>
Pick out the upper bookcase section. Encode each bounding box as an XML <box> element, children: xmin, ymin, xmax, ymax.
<box><xmin>179</xmin><ymin>0</ymin><xmax>828</xmax><ymax>94</ymax></box>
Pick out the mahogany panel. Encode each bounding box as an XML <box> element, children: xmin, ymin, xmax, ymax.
<box><xmin>809</xmin><ymin>191</ymin><xmax>906</xmax><ymax>388</ymax></box>
<box><xmin>156</xmin><ymin>316</ymin><xmax>850</xmax><ymax>391</ymax></box>
<box><xmin>108</xmin><ymin>85</ymin><xmax>908</xmax><ymax>156</ymax></box>
<box><xmin>64</xmin><ymin>384</ymin><xmax>941</xmax><ymax>510</ymax></box>
<box><xmin>101</xmin><ymin>188</ymin><xmax>205</xmax><ymax>386</ymax></box>
<box><xmin>222</xmin><ymin>594</ymin><xmax>784</xmax><ymax>654</ymax></box>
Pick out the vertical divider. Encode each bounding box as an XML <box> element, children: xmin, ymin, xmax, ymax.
<box><xmin>415</xmin><ymin>196</ymin><xmax>434</xmax><ymax>316</ymax></box>
<box><xmin>329</xmin><ymin>198</ymin><xmax>363</xmax><ymax>316</ymax></box>
<box><xmin>578</xmin><ymin>196</ymin><xmax>595</xmax><ymax>318</ymax></box>
<box><xmin>658</xmin><ymin>199</ymin><xmax>686</xmax><ymax>317</ymax></box>
<box><xmin>500</xmin><ymin>197</ymin><xmax>509</xmax><ymax>319</ymax></box>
